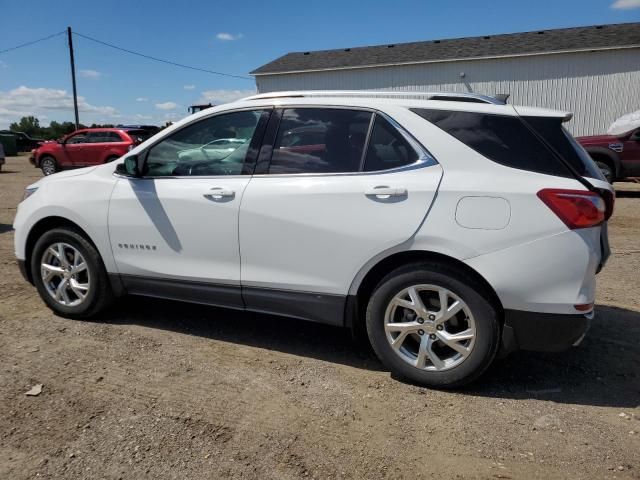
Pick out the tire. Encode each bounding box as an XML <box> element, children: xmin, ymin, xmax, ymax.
<box><xmin>30</xmin><ymin>228</ymin><xmax>114</xmax><ymax>319</ymax></box>
<box><xmin>366</xmin><ymin>262</ymin><xmax>500</xmax><ymax>388</ymax></box>
<box><xmin>40</xmin><ymin>156</ymin><xmax>57</xmax><ymax>176</ymax></box>
<box><xmin>105</xmin><ymin>156</ymin><xmax>119</xmax><ymax>163</ymax></box>
<box><xmin>594</xmin><ymin>160</ymin><xmax>614</xmax><ymax>184</ymax></box>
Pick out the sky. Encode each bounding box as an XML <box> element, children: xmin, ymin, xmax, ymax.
<box><xmin>0</xmin><ymin>0</ymin><xmax>639</xmax><ymax>128</ymax></box>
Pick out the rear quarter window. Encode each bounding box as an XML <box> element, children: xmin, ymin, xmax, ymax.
<box><xmin>411</xmin><ymin>109</ymin><xmax>574</xmax><ymax>178</ymax></box>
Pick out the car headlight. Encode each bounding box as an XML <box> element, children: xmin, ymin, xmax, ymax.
<box><xmin>23</xmin><ymin>187</ymin><xmax>38</xmax><ymax>201</ymax></box>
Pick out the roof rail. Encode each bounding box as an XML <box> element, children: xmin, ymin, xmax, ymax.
<box><xmin>239</xmin><ymin>90</ymin><xmax>506</xmax><ymax>105</ymax></box>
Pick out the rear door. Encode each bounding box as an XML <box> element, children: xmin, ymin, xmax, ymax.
<box><xmin>239</xmin><ymin>107</ymin><xmax>442</xmax><ymax>322</ymax></box>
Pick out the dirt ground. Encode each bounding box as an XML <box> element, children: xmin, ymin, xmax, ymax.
<box><xmin>0</xmin><ymin>154</ymin><xmax>638</xmax><ymax>479</ymax></box>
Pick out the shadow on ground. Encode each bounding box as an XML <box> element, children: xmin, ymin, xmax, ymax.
<box><xmin>615</xmin><ymin>189</ymin><xmax>640</xmax><ymax>198</ymax></box>
<box><xmin>0</xmin><ymin>224</ymin><xmax>13</xmax><ymax>234</ymax></box>
<box><xmin>99</xmin><ymin>299</ymin><xmax>640</xmax><ymax>408</ymax></box>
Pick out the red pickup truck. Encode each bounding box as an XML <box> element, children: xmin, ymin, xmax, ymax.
<box><xmin>30</xmin><ymin>128</ymin><xmax>153</xmax><ymax>176</ymax></box>
<box><xmin>577</xmin><ymin>127</ymin><xmax>640</xmax><ymax>183</ymax></box>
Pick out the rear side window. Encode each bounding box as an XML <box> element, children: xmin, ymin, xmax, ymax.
<box><xmin>87</xmin><ymin>131</ymin><xmax>123</xmax><ymax>143</ymax></box>
<box><xmin>521</xmin><ymin>117</ymin><xmax>604</xmax><ymax>180</ymax></box>
<box><xmin>363</xmin><ymin>116</ymin><xmax>419</xmax><ymax>171</ymax></box>
<box><xmin>270</xmin><ymin>108</ymin><xmax>372</xmax><ymax>174</ymax></box>
<box><xmin>411</xmin><ymin>109</ymin><xmax>572</xmax><ymax>178</ymax></box>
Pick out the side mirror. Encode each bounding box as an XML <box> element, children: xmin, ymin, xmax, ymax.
<box><xmin>116</xmin><ymin>155</ymin><xmax>141</xmax><ymax>177</ymax></box>
<box><xmin>57</xmin><ymin>138</ymin><xmax>64</xmax><ymax>144</ymax></box>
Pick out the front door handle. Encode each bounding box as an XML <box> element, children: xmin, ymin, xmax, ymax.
<box><xmin>364</xmin><ymin>186</ymin><xmax>408</xmax><ymax>197</ymax></box>
<box><xmin>204</xmin><ymin>187</ymin><xmax>235</xmax><ymax>200</ymax></box>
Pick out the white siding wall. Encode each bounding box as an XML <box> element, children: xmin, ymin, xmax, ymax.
<box><xmin>255</xmin><ymin>48</ymin><xmax>640</xmax><ymax>136</ymax></box>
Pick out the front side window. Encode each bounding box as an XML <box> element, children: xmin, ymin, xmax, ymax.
<box><xmin>363</xmin><ymin>116</ymin><xmax>419</xmax><ymax>171</ymax></box>
<box><xmin>269</xmin><ymin>108</ymin><xmax>372</xmax><ymax>174</ymax></box>
<box><xmin>66</xmin><ymin>133</ymin><xmax>88</xmax><ymax>144</ymax></box>
<box><xmin>144</xmin><ymin>110</ymin><xmax>266</xmax><ymax>177</ymax></box>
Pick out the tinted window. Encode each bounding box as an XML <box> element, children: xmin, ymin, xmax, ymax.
<box><xmin>521</xmin><ymin>117</ymin><xmax>605</xmax><ymax>180</ymax></box>
<box><xmin>87</xmin><ymin>131</ymin><xmax>123</xmax><ymax>143</ymax></box>
<box><xmin>363</xmin><ymin>116</ymin><xmax>419</xmax><ymax>171</ymax></box>
<box><xmin>144</xmin><ymin>110</ymin><xmax>265</xmax><ymax>177</ymax></box>
<box><xmin>270</xmin><ymin>108</ymin><xmax>372</xmax><ymax>174</ymax></box>
<box><xmin>124</xmin><ymin>129</ymin><xmax>154</xmax><ymax>144</ymax></box>
<box><xmin>412</xmin><ymin>109</ymin><xmax>572</xmax><ymax>178</ymax></box>
<box><xmin>66</xmin><ymin>133</ymin><xmax>88</xmax><ymax>144</ymax></box>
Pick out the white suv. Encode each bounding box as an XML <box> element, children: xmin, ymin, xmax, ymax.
<box><xmin>13</xmin><ymin>91</ymin><xmax>614</xmax><ymax>388</ymax></box>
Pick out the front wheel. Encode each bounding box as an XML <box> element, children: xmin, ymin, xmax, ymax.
<box><xmin>31</xmin><ymin>228</ymin><xmax>113</xmax><ymax>318</ymax></box>
<box><xmin>40</xmin><ymin>156</ymin><xmax>57</xmax><ymax>176</ymax></box>
<box><xmin>366</xmin><ymin>263</ymin><xmax>500</xmax><ymax>388</ymax></box>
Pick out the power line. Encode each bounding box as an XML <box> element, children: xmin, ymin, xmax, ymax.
<box><xmin>0</xmin><ymin>31</ymin><xmax>66</xmax><ymax>55</ymax></box>
<box><xmin>73</xmin><ymin>31</ymin><xmax>253</xmax><ymax>81</ymax></box>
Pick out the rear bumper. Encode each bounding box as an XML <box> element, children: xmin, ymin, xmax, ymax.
<box><xmin>501</xmin><ymin>309</ymin><xmax>591</xmax><ymax>353</ymax></box>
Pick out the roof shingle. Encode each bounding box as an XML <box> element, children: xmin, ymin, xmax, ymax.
<box><xmin>250</xmin><ymin>23</ymin><xmax>640</xmax><ymax>75</ymax></box>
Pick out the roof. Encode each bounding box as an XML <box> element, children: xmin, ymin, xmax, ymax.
<box><xmin>251</xmin><ymin>22</ymin><xmax>640</xmax><ymax>75</ymax></box>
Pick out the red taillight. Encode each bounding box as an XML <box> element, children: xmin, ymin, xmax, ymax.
<box><xmin>537</xmin><ymin>188</ymin><xmax>606</xmax><ymax>229</ymax></box>
<box><xmin>574</xmin><ymin>303</ymin><xmax>593</xmax><ymax>312</ymax></box>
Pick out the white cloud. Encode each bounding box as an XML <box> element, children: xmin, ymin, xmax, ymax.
<box><xmin>79</xmin><ymin>69</ymin><xmax>102</xmax><ymax>79</ymax></box>
<box><xmin>611</xmin><ymin>0</ymin><xmax>640</xmax><ymax>8</ymax></box>
<box><xmin>216</xmin><ymin>32</ymin><xmax>243</xmax><ymax>41</ymax></box>
<box><xmin>183</xmin><ymin>84</ymin><xmax>196</xmax><ymax>90</ymax></box>
<box><xmin>0</xmin><ymin>85</ymin><xmax>119</xmax><ymax>127</ymax></box>
<box><xmin>197</xmin><ymin>89</ymin><xmax>256</xmax><ymax>105</ymax></box>
<box><xmin>155</xmin><ymin>101</ymin><xmax>178</xmax><ymax>110</ymax></box>
<box><xmin>136</xmin><ymin>97</ymin><xmax>148</xmax><ymax>102</ymax></box>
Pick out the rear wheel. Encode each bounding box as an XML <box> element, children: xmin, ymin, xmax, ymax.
<box><xmin>31</xmin><ymin>228</ymin><xmax>113</xmax><ymax>318</ymax></box>
<box><xmin>40</xmin><ymin>156</ymin><xmax>57</xmax><ymax>176</ymax></box>
<box><xmin>366</xmin><ymin>263</ymin><xmax>500</xmax><ymax>388</ymax></box>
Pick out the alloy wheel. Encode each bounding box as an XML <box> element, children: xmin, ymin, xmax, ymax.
<box><xmin>41</xmin><ymin>159</ymin><xmax>56</xmax><ymax>176</ymax></box>
<box><xmin>40</xmin><ymin>242</ymin><xmax>90</xmax><ymax>307</ymax></box>
<box><xmin>384</xmin><ymin>284</ymin><xmax>476</xmax><ymax>371</ymax></box>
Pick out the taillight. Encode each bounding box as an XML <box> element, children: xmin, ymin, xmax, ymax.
<box><xmin>537</xmin><ymin>188</ymin><xmax>606</xmax><ymax>229</ymax></box>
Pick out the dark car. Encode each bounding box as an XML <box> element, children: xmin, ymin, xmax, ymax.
<box><xmin>0</xmin><ymin>130</ymin><xmax>44</xmax><ymax>152</ymax></box>
<box><xmin>30</xmin><ymin>128</ymin><xmax>155</xmax><ymax>175</ymax></box>
<box><xmin>577</xmin><ymin>127</ymin><xmax>640</xmax><ymax>182</ymax></box>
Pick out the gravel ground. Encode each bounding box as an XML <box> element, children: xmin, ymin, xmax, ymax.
<box><xmin>0</xmin><ymin>154</ymin><xmax>638</xmax><ymax>479</ymax></box>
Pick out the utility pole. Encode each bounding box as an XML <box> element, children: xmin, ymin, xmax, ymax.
<box><xmin>67</xmin><ymin>26</ymin><xmax>80</xmax><ymax>129</ymax></box>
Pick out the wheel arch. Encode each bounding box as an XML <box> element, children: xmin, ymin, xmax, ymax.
<box><xmin>346</xmin><ymin>250</ymin><xmax>504</xmax><ymax>336</ymax></box>
<box><xmin>23</xmin><ymin>216</ymin><xmax>97</xmax><ymax>284</ymax></box>
<box><xmin>37</xmin><ymin>152</ymin><xmax>56</xmax><ymax>167</ymax></box>
<box><xmin>584</xmin><ymin>146</ymin><xmax>621</xmax><ymax>178</ymax></box>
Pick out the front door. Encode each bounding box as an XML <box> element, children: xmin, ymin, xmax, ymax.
<box><xmin>63</xmin><ymin>131</ymin><xmax>90</xmax><ymax>165</ymax></box>
<box><xmin>108</xmin><ymin>109</ymin><xmax>271</xmax><ymax>308</ymax></box>
<box><xmin>622</xmin><ymin>128</ymin><xmax>640</xmax><ymax>176</ymax></box>
<box><xmin>239</xmin><ymin>107</ymin><xmax>442</xmax><ymax>323</ymax></box>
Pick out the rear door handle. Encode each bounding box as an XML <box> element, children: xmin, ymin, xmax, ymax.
<box><xmin>204</xmin><ymin>187</ymin><xmax>235</xmax><ymax>200</ymax></box>
<box><xmin>364</xmin><ymin>186</ymin><xmax>408</xmax><ymax>197</ymax></box>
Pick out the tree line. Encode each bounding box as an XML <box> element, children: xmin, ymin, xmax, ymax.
<box><xmin>8</xmin><ymin>116</ymin><xmax>118</xmax><ymax>140</ymax></box>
